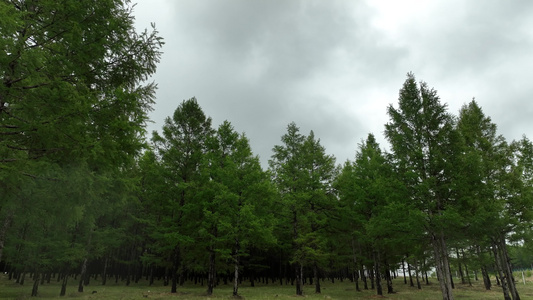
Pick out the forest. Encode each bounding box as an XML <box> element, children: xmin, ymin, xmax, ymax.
<box><xmin>1</xmin><ymin>2</ymin><xmax>532</xmax><ymax>300</ymax></box>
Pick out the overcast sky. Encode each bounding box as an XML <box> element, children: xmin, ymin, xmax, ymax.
<box><xmin>133</xmin><ymin>0</ymin><xmax>533</xmax><ymax>167</ymax></box>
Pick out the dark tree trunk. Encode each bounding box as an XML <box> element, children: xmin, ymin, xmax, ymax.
<box><xmin>457</xmin><ymin>249</ymin><xmax>465</xmax><ymax>285</ymax></box>
<box><xmin>233</xmin><ymin>258</ymin><xmax>239</xmax><ymax>296</ymax></box>
<box><xmin>373</xmin><ymin>251</ymin><xmax>382</xmax><ymax>296</ymax></box>
<box><xmin>499</xmin><ymin>237</ymin><xmax>520</xmax><ymax>300</ymax></box>
<box><xmin>492</xmin><ymin>242</ymin><xmax>511</xmax><ymax>300</ymax></box>
<box><xmin>20</xmin><ymin>271</ymin><xmax>26</xmax><ymax>285</ymax></box>
<box><xmin>423</xmin><ymin>259</ymin><xmax>430</xmax><ymax>285</ymax></box>
<box><xmin>402</xmin><ymin>258</ymin><xmax>407</xmax><ymax>284</ymax></box>
<box><xmin>78</xmin><ymin>258</ymin><xmax>88</xmax><ymax>293</ymax></box>
<box><xmin>361</xmin><ymin>265</ymin><xmax>368</xmax><ymax>290</ymax></box>
<box><xmin>0</xmin><ymin>212</ymin><xmax>13</xmax><ymax>263</ymax></box>
<box><xmin>295</xmin><ymin>264</ymin><xmax>303</xmax><ymax>296</ymax></box>
<box><xmin>149</xmin><ymin>267</ymin><xmax>154</xmax><ymax>286</ymax></box>
<box><xmin>464</xmin><ymin>263</ymin><xmax>472</xmax><ymax>286</ymax></box>
<box><xmin>369</xmin><ymin>267</ymin><xmax>374</xmax><ymax>290</ymax></box>
<box><xmin>407</xmin><ymin>261</ymin><xmax>414</xmax><ymax>287</ymax></box>
<box><xmin>250</xmin><ymin>272</ymin><xmax>255</xmax><ymax>287</ymax></box>
<box><xmin>60</xmin><ymin>273</ymin><xmax>68</xmax><ymax>296</ymax></box>
<box><xmin>101</xmin><ymin>257</ymin><xmax>108</xmax><ymax>285</ymax></box>
<box><xmin>354</xmin><ymin>270</ymin><xmax>360</xmax><ymax>292</ymax></box>
<box><xmin>171</xmin><ymin>246</ymin><xmax>179</xmax><ymax>293</ymax></box>
<box><xmin>385</xmin><ymin>264</ymin><xmax>394</xmax><ymax>294</ymax></box>
<box><xmin>314</xmin><ymin>263</ymin><xmax>321</xmax><ymax>293</ymax></box>
<box><xmin>351</xmin><ymin>237</ymin><xmax>360</xmax><ymax>291</ymax></box>
<box><xmin>481</xmin><ymin>266</ymin><xmax>491</xmax><ymax>290</ymax></box>
<box><xmin>477</xmin><ymin>246</ymin><xmax>491</xmax><ymax>290</ymax></box>
<box><xmin>448</xmin><ymin>260</ymin><xmax>455</xmax><ymax>289</ymax></box>
<box><xmin>207</xmin><ymin>248</ymin><xmax>215</xmax><ymax>295</ymax></box>
<box><xmin>414</xmin><ymin>260</ymin><xmax>421</xmax><ymax>289</ymax></box>
<box><xmin>31</xmin><ymin>272</ymin><xmax>40</xmax><ymax>297</ymax></box>
<box><xmin>461</xmin><ymin>249</ymin><xmax>472</xmax><ymax>287</ymax></box>
<box><xmin>432</xmin><ymin>232</ymin><xmax>454</xmax><ymax>300</ymax></box>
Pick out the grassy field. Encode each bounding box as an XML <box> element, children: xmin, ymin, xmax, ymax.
<box><xmin>2</xmin><ymin>273</ymin><xmax>533</xmax><ymax>300</ymax></box>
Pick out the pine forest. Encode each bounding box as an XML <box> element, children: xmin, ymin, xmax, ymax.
<box><xmin>1</xmin><ymin>2</ymin><xmax>532</xmax><ymax>300</ymax></box>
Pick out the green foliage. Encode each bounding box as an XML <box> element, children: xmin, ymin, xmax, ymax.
<box><xmin>269</xmin><ymin>122</ymin><xmax>338</xmax><ymax>294</ymax></box>
<box><xmin>0</xmin><ymin>0</ymin><xmax>163</xmax><ymax>296</ymax></box>
<box><xmin>2</xmin><ymin>26</ymin><xmax>533</xmax><ymax>299</ymax></box>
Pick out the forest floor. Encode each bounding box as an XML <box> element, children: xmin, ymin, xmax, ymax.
<box><xmin>2</xmin><ymin>273</ymin><xmax>533</xmax><ymax>300</ymax></box>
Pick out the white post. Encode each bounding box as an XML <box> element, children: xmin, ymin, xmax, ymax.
<box><xmin>522</xmin><ymin>271</ymin><xmax>526</xmax><ymax>285</ymax></box>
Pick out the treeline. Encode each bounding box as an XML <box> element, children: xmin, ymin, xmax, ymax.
<box><xmin>1</xmin><ymin>2</ymin><xmax>533</xmax><ymax>300</ymax></box>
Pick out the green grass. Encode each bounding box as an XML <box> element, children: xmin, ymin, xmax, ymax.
<box><xmin>2</xmin><ymin>274</ymin><xmax>533</xmax><ymax>300</ymax></box>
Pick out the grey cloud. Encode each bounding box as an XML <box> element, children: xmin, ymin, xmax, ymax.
<box><xmin>138</xmin><ymin>0</ymin><xmax>533</xmax><ymax>167</ymax></box>
<box><xmin>145</xmin><ymin>0</ymin><xmax>399</xmax><ymax>165</ymax></box>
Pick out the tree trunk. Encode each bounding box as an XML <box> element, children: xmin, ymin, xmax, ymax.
<box><xmin>250</xmin><ymin>271</ymin><xmax>255</xmax><ymax>287</ymax></box>
<box><xmin>385</xmin><ymin>263</ymin><xmax>394</xmax><ymax>294</ymax></box>
<box><xmin>233</xmin><ymin>258</ymin><xmax>239</xmax><ymax>296</ymax></box>
<box><xmin>464</xmin><ymin>263</ymin><xmax>472</xmax><ymax>286</ymax></box>
<box><xmin>414</xmin><ymin>259</ymin><xmax>421</xmax><ymax>289</ymax></box>
<box><xmin>448</xmin><ymin>260</ymin><xmax>455</xmax><ymax>289</ymax></box>
<box><xmin>361</xmin><ymin>265</ymin><xmax>368</xmax><ymax>290</ymax></box>
<box><xmin>295</xmin><ymin>264</ymin><xmax>303</xmax><ymax>296</ymax></box>
<box><xmin>478</xmin><ymin>246</ymin><xmax>491</xmax><ymax>290</ymax></box>
<box><xmin>461</xmin><ymin>249</ymin><xmax>472</xmax><ymax>287</ymax></box>
<box><xmin>60</xmin><ymin>273</ymin><xmax>68</xmax><ymax>296</ymax></box>
<box><xmin>492</xmin><ymin>241</ymin><xmax>511</xmax><ymax>300</ymax></box>
<box><xmin>296</xmin><ymin>264</ymin><xmax>304</xmax><ymax>296</ymax></box>
<box><xmin>499</xmin><ymin>237</ymin><xmax>520</xmax><ymax>300</ymax></box>
<box><xmin>402</xmin><ymin>258</ymin><xmax>407</xmax><ymax>284</ymax></box>
<box><xmin>78</xmin><ymin>258</ymin><xmax>87</xmax><ymax>293</ymax></box>
<box><xmin>351</xmin><ymin>237</ymin><xmax>360</xmax><ymax>291</ymax></box>
<box><xmin>407</xmin><ymin>260</ymin><xmax>414</xmax><ymax>287</ymax></box>
<box><xmin>102</xmin><ymin>257</ymin><xmax>108</xmax><ymax>285</ymax></box>
<box><xmin>432</xmin><ymin>232</ymin><xmax>454</xmax><ymax>300</ymax></box>
<box><xmin>423</xmin><ymin>259</ymin><xmax>430</xmax><ymax>285</ymax></box>
<box><xmin>456</xmin><ymin>249</ymin><xmax>465</xmax><ymax>284</ymax></box>
<box><xmin>207</xmin><ymin>248</ymin><xmax>215</xmax><ymax>295</ymax></box>
<box><xmin>0</xmin><ymin>212</ymin><xmax>13</xmax><ymax>263</ymax></box>
<box><xmin>31</xmin><ymin>272</ymin><xmax>40</xmax><ymax>297</ymax></box>
<box><xmin>171</xmin><ymin>246</ymin><xmax>179</xmax><ymax>293</ymax></box>
<box><xmin>373</xmin><ymin>251</ymin><xmax>382</xmax><ymax>296</ymax></box>
<box><xmin>314</xmin><ymin>263</ymin><xmax>321</xmax><ymax>293</ymax></box>
<box><xmin>149</xmin><ymin>267</ymin><xmax>154</xmax><ymax>286</ymax></box>
<box><xmin>20</xmin><ymin>271</ymin><xmax>26</xmax><ymax>285</ymax></box>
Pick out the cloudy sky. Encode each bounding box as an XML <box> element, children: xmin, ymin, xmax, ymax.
<box><xmin>133</xmin><ymin>0</ymin><xmax>533</xmax><ymax>167</ymax></box>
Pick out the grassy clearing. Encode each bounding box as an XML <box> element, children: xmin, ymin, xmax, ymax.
<box><xmin>2</xmin><ymin>274</ymin><xmax>533</xmax><ymax>300</ymax></box>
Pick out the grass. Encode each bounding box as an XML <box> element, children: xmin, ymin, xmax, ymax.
<box><xmin>2</xmin><ymin>273</ymin><xmax>533</xmax><ymax>300</ymax></box>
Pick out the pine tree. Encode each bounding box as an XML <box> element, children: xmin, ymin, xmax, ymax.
<box><xmin>269</xmin><ymin>123</ymin><xmax>337</xmax><ymax>295</ymax></box>
<box><xmin>385</xmin><ymin>73</ymin><xmax>459</xmax><ymax>300</ymax></box>
<box><xmin>0</xmin><ymin>2</ymin><xmax>163</xmax><ymax>292</ymax></box>
<box><xmin>151</xmin><ymin>98</ymin><xmax>214</xmax><ymax>293</ymax></box>
<box><xmin>198</xmin><ymin>121</ymin><xmax>276</xmax><ymax>296</ymax></box>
